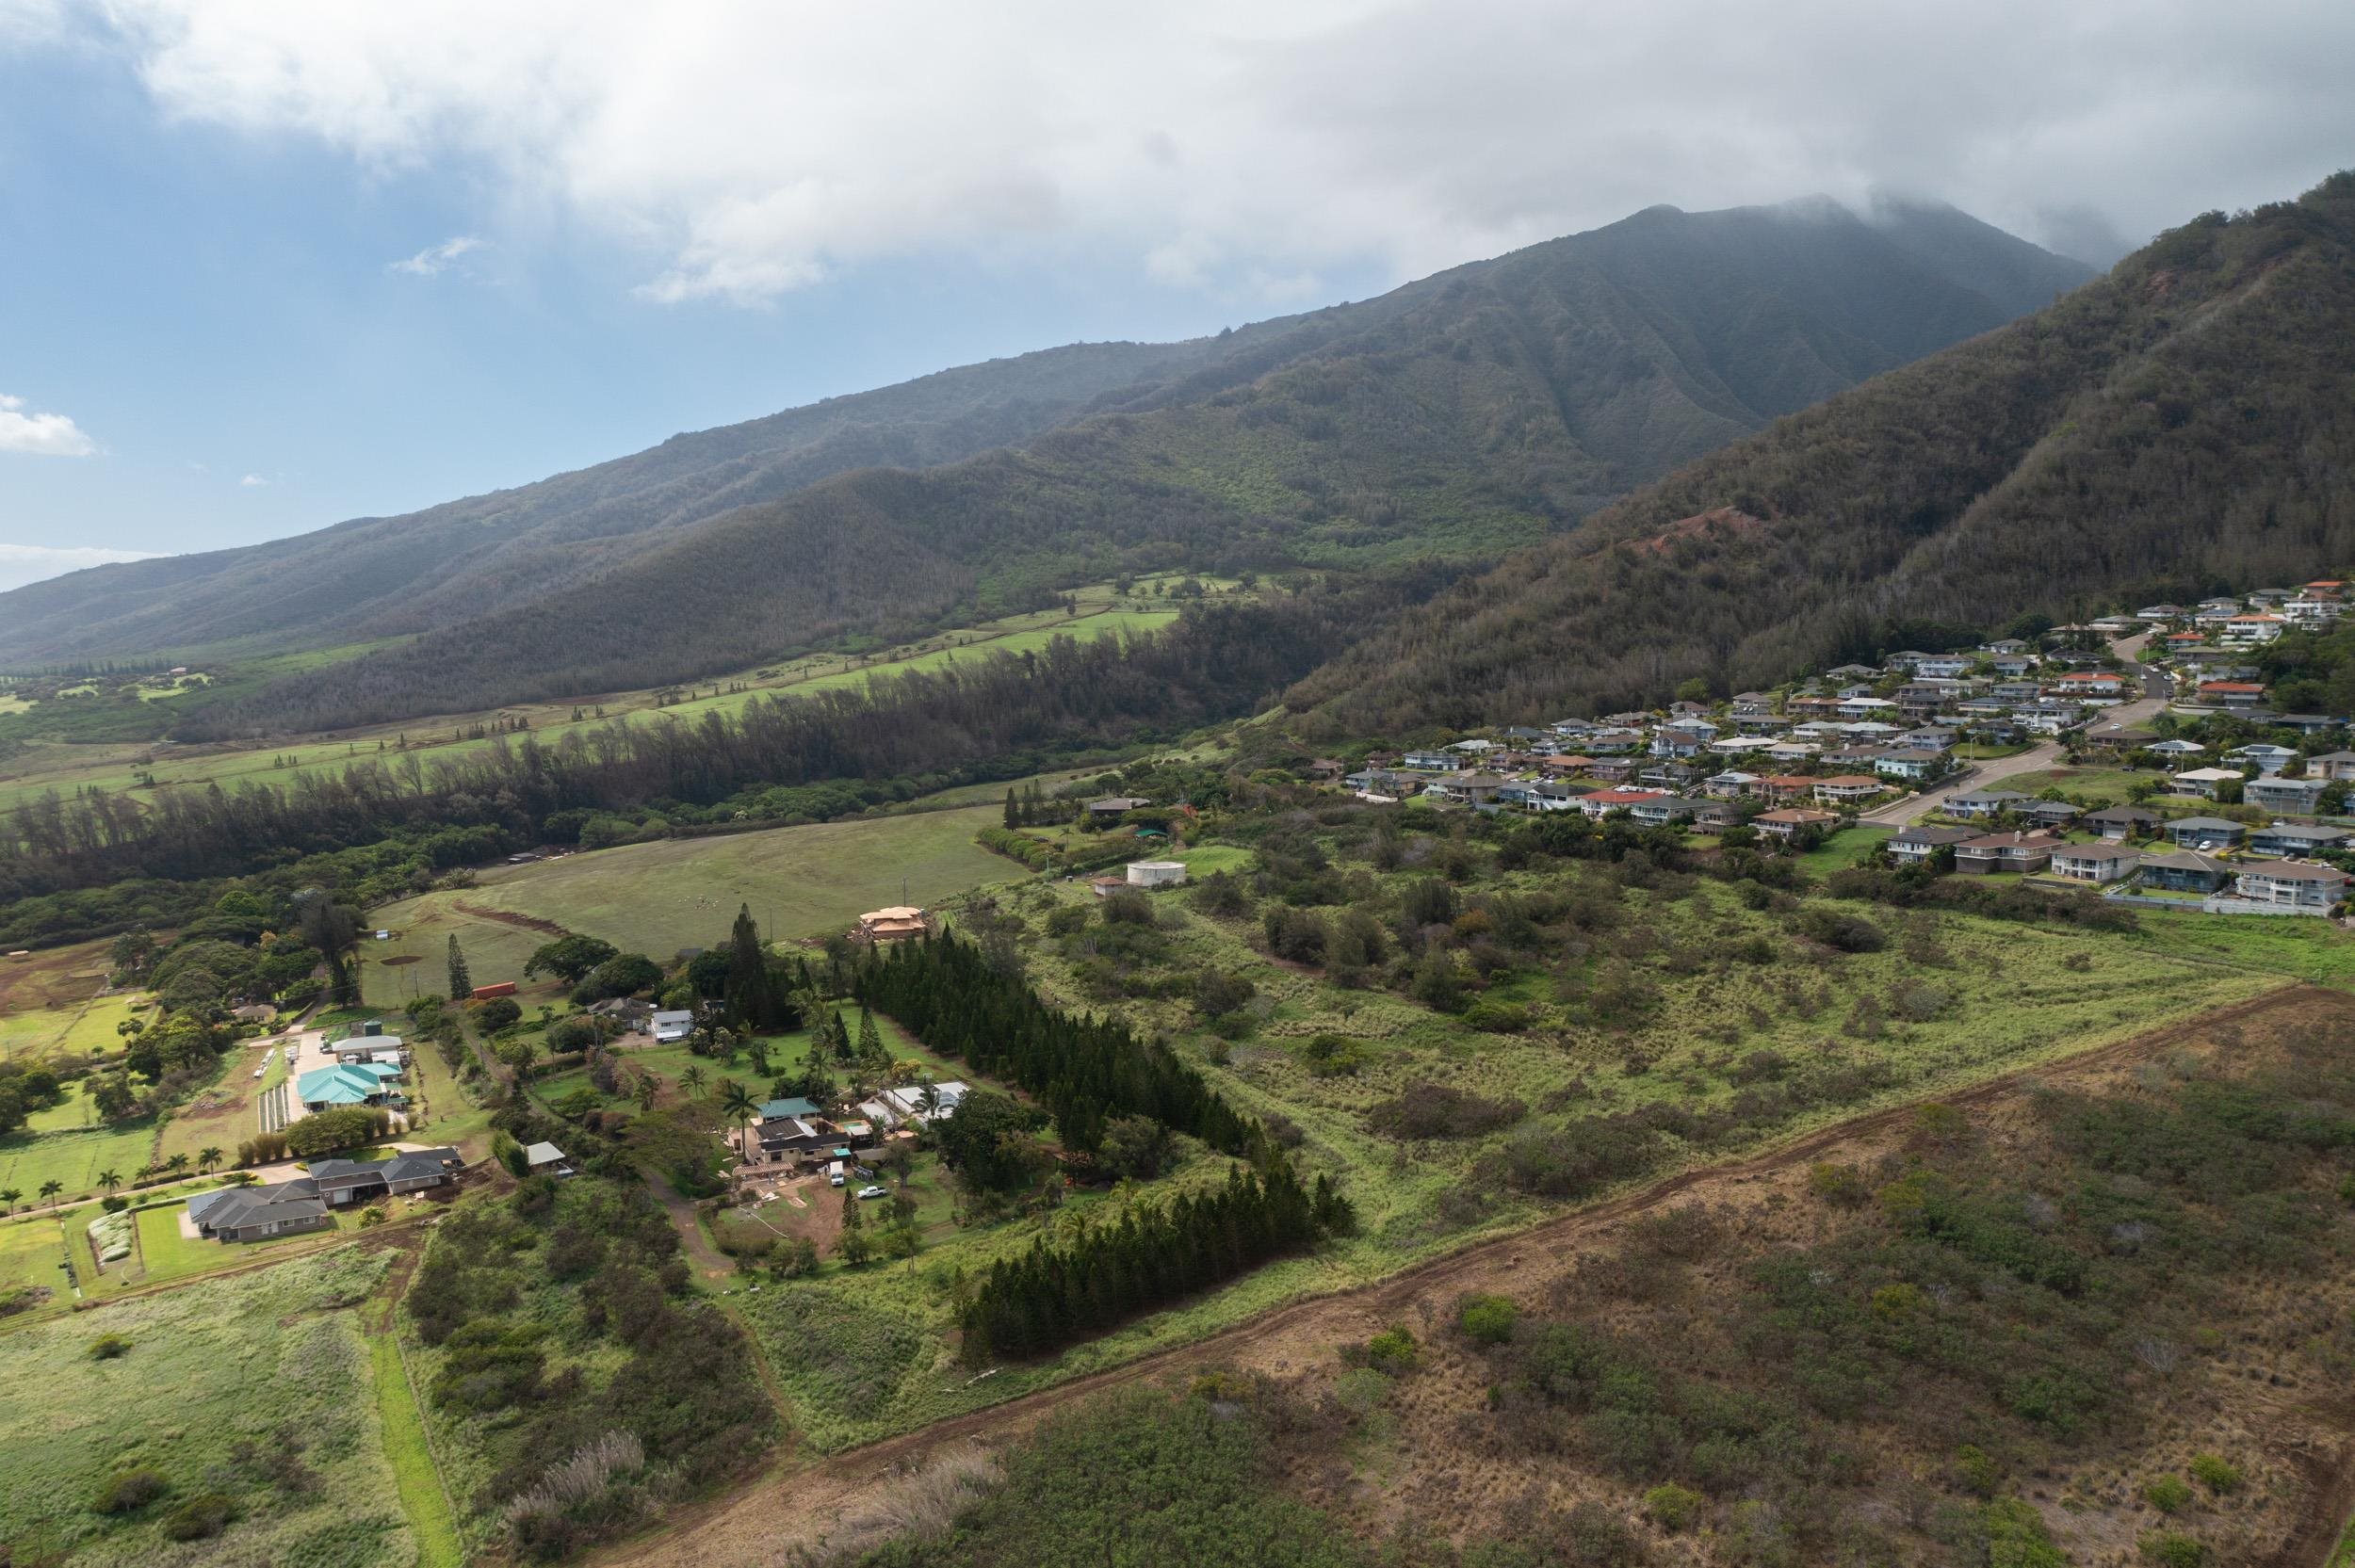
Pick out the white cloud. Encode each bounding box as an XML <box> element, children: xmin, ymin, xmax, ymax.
<box><xmin>389</xmin><ymin>234</ymin><xmax>485</xmax><ymax>276</ymax></box>
<box><xmin>238</xmin><ymin>472</ymin><xmax>268</xmax><ymax>486</ymax></box>
<box><xmin>0</xmin><ymin>542</ymin><xmax>162</xmax><ymax>592</ymax></box>
<box><xmin>37</xmin><ymin>2</ymin><xmax>2355</xmax><ymax>305</ymax></box>
<box><xmin>0</xmin><ymin>392</ymin><xmax>99</xmax><ymax>457</ymax></box>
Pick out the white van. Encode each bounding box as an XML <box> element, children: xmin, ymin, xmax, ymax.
<box><xmin>826</xmin><ymin>1161</ymin><xmax>846</xmax><ymax>1188</ymax></box>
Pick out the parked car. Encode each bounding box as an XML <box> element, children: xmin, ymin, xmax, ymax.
<box><xmin>855</xmin><ymin>1185</ymin><xmax>887</xmax><ymax>1200</ymax></box>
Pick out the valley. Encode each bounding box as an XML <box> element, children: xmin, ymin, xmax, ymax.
<box><xmin>0</xmin><ymin>170</ymin><xmax>2351</xmax><ymax>1568</ymax></box>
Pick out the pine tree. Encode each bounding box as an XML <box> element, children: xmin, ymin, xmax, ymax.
<box><xmin>828</xmin><ymin>1009</ymin><xmax>853</xmax><ymax>1062</ymax></box>
<box><xmin>1003</xmin><ymin>787</ymin><xmax>1020</xmax><ymax>830</ymax></box>
<box><xmin>841</xmin><ymin>1187</ymin><xmax>862</xmax><ymax>1230</ymax></box>
<box><xmin>446</xmin><ymin>935</ymin><xmax>472</xmax><ymax>999</ymax></box>
<box><xmin>724</xmin><ymin>904</ymin><xmax>774</xmax><ymax>1029</ymax></box>
<box><xmin>856</xmin><ymin>1006</ymin><xmax>883</xmax><ymax>1063</ymax></box>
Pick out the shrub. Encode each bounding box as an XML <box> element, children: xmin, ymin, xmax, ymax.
<box><xmin>2143</xmin><ymin>1476</ymin><xmax>2193</xmax><ymax>1514</ymax></box>
<box><xmin>1044</xmin><ymin>905</ymin><xmax>1092</xmax><ymax>938</ymax></box>
<box><xmin>1462</xmin><ymin>1000</ymin><xmax>1530</xmax><ymax>1033</ymax></box>
<box><xmin>162</xmin><ymin>1493</ymin><xmax>235</xmax><ymax>1541</ymax></box>
<box><xmin>1643</xmin><ymin>1482</ymin><xmax>1703</xmax><ymax>1533</ymax></box>
<box><xmin>1807</xmin><ymin>1162</ymin><xmax>1868</xmax><ymax>1207</ymax></box>
<box><xmin>1299</xmin><ymin>1034</ymin><xmax>1366</xmax><ymax>1078</ymax></box>
<box><xmin>2187</xmin><ymin>1453</ymin><xmax>2241</xmax><ymax>1493</ymax></box>
<box><xmin>100</xmin><ymin>1195</ymin><xmax>129</xmax><ymax>1213</ymax></box>
<box><xmin>87</xmin><ymin>1333</ymin><xmax>132</xmax><ymax>1360</ymax></box>
<box><xmin>2141</xmin><ymin>1532</ymin><xmax>2206</xmax><ymax>1567</ymax></box>
<box><xmin>1457</xmin><ymin>1293</ymin><xmax>1519</xmax><ymax>1345</ymax></box>
<box><xmin>1367</xmin><ymin>1083</ymin><xmax>1525</xmax><ymax>1140</ymax></box>
<box><xmin>92</xmin><ymin>1467</ymin><xmax>169</xmax><ymax>1512</ymax></box>
<box><xmin>1797</xmin><ymin>908</ymin><xmax>1886</xmax><ymax>952</ymax></box>
<box><xmin>1954</xmin><ymin>1445</ymin><xmax>2002</xmax><ymax>1498</ymax></box>
<box><xmin>476</xmin><ymin>996</ymin><xmax>524</xmax><ymax>1031</ymax></box>
<box><xmin>1364</xmin><ymin>1327</ymin><xmax>1419</xmax><ymax>1374</ymax></box>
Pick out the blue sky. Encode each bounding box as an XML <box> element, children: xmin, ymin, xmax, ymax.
<box><xmin>3</xmin><ymin>1</ymin><xmax>2350</xmax><ymax>590</ymax></box>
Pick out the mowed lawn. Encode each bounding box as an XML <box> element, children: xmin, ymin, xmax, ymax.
<box><xmin>378</xmin><ymin>805</ymin><xmax>1016</xmax><ymax>967</ymax></box>
<box><xmin>0</xmin><ymin>1120</ymin><xmax>158</xmax><ymax>1205</ymax></box>
<box><xmin>0</xmin><ymin>1247</ymin><xmax>418</xmax><ymax>1568</ymax></box>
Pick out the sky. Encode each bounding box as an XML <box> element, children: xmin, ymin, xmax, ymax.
<box><xmin>2</xmin><ymin>1</ymin><xmax>2351</xmax><ymax>592</ymax></box>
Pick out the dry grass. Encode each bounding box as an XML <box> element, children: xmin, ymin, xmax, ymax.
<box><xmin>800</xmin><ymin>1447</ymin><xmax>1001</xmax><ymax>1565</ymax></box>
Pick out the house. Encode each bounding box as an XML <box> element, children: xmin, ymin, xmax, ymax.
<box><xmin>2245</xmin><ymin>776</ymin><xmax>2329</xmax><ymax>816</ymax></box>
<box><xmin>1835</xmin><ymin>696</ymin><xmax>1900</xmax><ymax>720</ymax></box>
<box><xmin>2219</xmin><ymin>613</ymin><xmax>2287</xmax><ymax>647</ymax></box>
<box><xmin>1811</xmin><ymin>775</ymin><xmax>1886</xmax><ymax>806</ymax></box>
<box><xmin>1623</xmin><ymin>795</ymin><xmax>1694</xmax><ymax>827</ymax></box>
<box><xmin>1954</xmin><ymin>832</ymin><xmax>2058</xmax><ymax>874</ymax></box>
<box><xmin>1400</xmin><ymin>752</ymin><xmax>1459</xmax><ymax>772</ymax></box>
<box><xmin>2083</xmin><ymin>806</ymin><xmax>2162</xmax><ymax>840</ymax></box>
<box><xmin>187</xmin><ymin>1180</ymin><xmax>333</xmax><ymax>1244</ymax></box>
<box><xmin>2136</xmin><ymin>605</ymin><xmax>2185</xmax><ymax>622</ymax></box>
<box><xmin>1823</xmin><ymin>664</ymin><xmax>1880</xmax><ymax>682</ymax></box>
<box><xmin>1990</xmin><ymin>655</ymin><xmax>2038</xmax><ymax>678</ymax></box>
<box><xmin>1752</xmin><ymin>807</ymin><xmax>1840</xmax><ymax>841</ymax></box>
<box><xmin>523</xmin><ymin>1141</ymin><xmax>575</xmax><ymax>1177</ymax></box>
<box><xmin>1449</xmin><ymin>737</ymin><xmax>1502</xmax><ymax>756</ymax></box>
<box><xmin>1730</xmin><ymin>692</ymin><xmax>1777</xmax><ymax>716</ymax></box>
<box><xmin>333</xmin><ymin>1038</ymin><xmax>404</xmax><ymax>1067</ymax></box>
<box><xmin>1887</xmin><ymin>826</ymin><xmax>1973</xmax><ymax>865</ymax></box>
<box><xmin>756</xmin><ymin>1115</ymin><xmax>837</xmax><ymax>1160</ymax></box>
<box><xmin>1574</xmin><ymin>786</ymin><xmax>1668</xmax><ymax>818</ymax></box>
<box><xmin>2165</xmin><ymin>817</ymin><xmax>2248</xmax><ymax>851</ymax></box>
<box><xmin>1875</xmin><ymin>751</ymin><xmax>1947</xmax><ymax>783</ymax></box>
<box><xmin>1757</xmin><ymin>775</ymin><xmax>1821</xmax><ymax>803</ymax></box>
<box><xmin>881</xmin><ymin>1080</ymin><xmax>969</xmax><ymax>1122</ymax></box>
<box><xmin>2308</xmin><ymin>751</ymin><xmax>2355</xmax><ymax>783</ymax></box>
<box><xmin>1087</xmin><ymin>795</ymin><xmax>1155</xmax><ymax>816</ymax></box>
<box><xmin>2282</xmin><ymin>595</ymin><xmax>2342</xmax><ymax>627</ymax></box>
<box><xmin>2049</xmin><ymin>844</ymin><xmax>2140</xmax><ymax>883</ymax></box>
<box><xmin>856</xmin><ymin>906</ymin><xmax>932</xmax><ymax>943</ymax></box>
<box><xmin>2146</xmin><ymin>738</ymin><xmax>2205</xmax><ymax>758</ymax></box>
<box><xmin>651</xmin><ymin>1010</ymin><xmax>695</xmax><ymax>1043</ymax></box>
<box><xmin>1127</xmin><ymin>860</ymin><xmax>1188</xmax><ymax>888</ymax></box>
<box><xmin>1912</xmin><ymin>655</ymin><xmax>1973</xmax><ymax>679</ymax></box>
<box><xmin>2052</xmin><ymin>671</ymin><xmax>2125</xmax><ymax>700</ymax></box>
<box><xmin>2249</xmin><ymin>822</ymin><xmax>2355</xmax><ymax>857</ymax></box>
<box><xmin>2016</xmin><ymin>800</ymin><xmax>2081</xmax><ymax>831</ymax></box>
<box><xmin>1687</xmin><ymin>800</ymin><xmax>1741</xmax><ymax>831</ymax></box>
<box><xmin>2230</xmin><ymin>744</ymin><xmax>2299</xmax><ymax>775</ymax></box>
<box><xmin>2082</xmin><ymin>721</ymin><xmax>2159</xmax><ymax>753</ymax></box>
<box><xmin>295</xmin><ymin>1062</ymin><xmax>402</xmax><ymax>1114</ymax></box>
<box><xmin>1731</xmin><ymin>713</ymin><xmax>1794</xmax><ymax>736</ymax></box>
<box><xmin>1944</xmin><ymin>790</ymin><xmax>2032</xmax><ymax>821</ymax></box>
<box><xmin>1704</xmin><ymin>770</ymin><xmax>1762</xmax><ymax>799</ymax></box>
<box><xmin>2139</xmin><ymin>850</ymin><xmax>2231</xmax><ymax>894</ymax></box>
<box><xmin>2168</xmin><ymin>768</ymin><xmax>2248</xmax><ymax>800</ymax></box>
<box><xmin>307</xmin><ymin>1147</ymin><xmax>463</xmax><ymax>1207</ymax></box>
<box><xmin>1437</xmin><ymin>772</ymin><xmax>1509</xmax><ymax>805</ymax></box>
<box><xmin>2231</xmin><ymin>863</ymin><xmax>2351</xmax><ymax>911</ymax></box>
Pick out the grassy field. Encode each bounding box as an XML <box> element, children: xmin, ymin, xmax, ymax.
<box><xmin>370</xmin><ymin>805</ymin><xmax>1016</xmax><ymax>979</ymax></box>
<box><xmin>1792</xmin><ymin>824</ymin><xmax>1892</xmax><ymax>878</ymax></box>
<box><xmin>2003</xmin><ymin>765</ymin><xmax>2162</xmax><ymax>804</ymax></box>
<box><xmin>2129</xmin><ymin>906</ymin><xmax>2355</xmax><ymax>985</ymax></box>
<box><xmin>0</xmin><ymin>1119</ymin><xmax>158</xmax><ymax>1205</ymax></box>
<box><xmin>0</xmin><ymin>1245</ymin><xmax>416</xmax><ymax>1568</ymax></box>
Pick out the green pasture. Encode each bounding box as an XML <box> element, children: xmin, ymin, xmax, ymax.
<box><xmin>377</xmin><ymin>805</ymin><xmax>1015</xmax><ymax>966</ymax></box>
<box><xmin>0</xmin><ymin>1247</ymin><xmax>414</xmax><ymax>1568</ymax></box>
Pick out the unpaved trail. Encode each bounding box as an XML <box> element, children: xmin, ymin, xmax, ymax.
<box><xmin>596</xmin><ymin>982</ymin><xmax>2331</xmax><ymax>1568</ymax></box>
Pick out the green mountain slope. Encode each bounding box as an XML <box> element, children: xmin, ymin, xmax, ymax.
<box><xmin>1290</xmin><ymin>173</ymin><xmax>2355</xmax><ymax>733</ymax></box>
<box><xmin>156</xmin><ymin>198</ymin><xmax>2087</xmax><ymax>733</ymax></box>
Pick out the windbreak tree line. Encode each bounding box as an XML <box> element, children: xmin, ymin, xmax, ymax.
<box><xmin>0</xmin><ymin>575</ymin><xmax>1450</xmax><ymax>903</ymax></box>
<box><xmin>961</xmin><ymin>1159</ymin><xmax>1347</xmax><ymax>1362</ymax></box>
<box><xmin>855</xmin><ymin>929</ymin><xmax>1256</xmax><ymax>1156</ymax></box>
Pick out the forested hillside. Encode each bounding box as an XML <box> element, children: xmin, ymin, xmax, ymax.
<box><xmin>26</xmin><ymin>198</ymin><xmax>2084</xmax><ymax>735</ymax></box>
<box><xmin>1292</xmin><ymin>172</ymin><xmax>2355</xmax><ymax>733</ymax></box>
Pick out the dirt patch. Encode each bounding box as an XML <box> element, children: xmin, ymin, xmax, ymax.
<box><xmin>448</xmin><ymin>901</ymin><xmax>570</xmax><ymax>940</ymax></box>
<box><xmin>1635</xmin><ymin>505</ymin><xmax>1767</xmax><ymax>557</ymax></box>
<box><xmin>596</xmin><ymin>984</ymin><xmax>2351</xmax><ymax>1568</ymax></box>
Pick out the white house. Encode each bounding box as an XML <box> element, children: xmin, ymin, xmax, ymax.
<box><xmin>651</xmin><ymin>1010</ymin><xmax>695</xmax><ymax>1043</ymax></box>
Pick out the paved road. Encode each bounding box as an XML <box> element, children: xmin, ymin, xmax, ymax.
<box><xmin>1860</xmin><ymin>634</ymin><xmax>2168</xmax><ymax>828</ymax></box>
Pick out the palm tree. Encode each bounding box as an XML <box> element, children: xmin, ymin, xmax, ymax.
<box><xmin>916</xmin><ymin>1080</ymin><xmax>941</xmax><ymax>1118</ymax></box>
<box><xmin>718</xmin><ymin>1079</ymin><xmax>757</xmax><ymax>1156</ymax></box>
<box><xmin>39</xmin><ymin>1179</ymin><xmax>63</xmax><ymax>1204</ymax></box>
<box><xmin>164</xmin><ymin>1153</ymin><xmax>190</xmax><ymax>1177</ymax></box>
<box><xmin>679</xmin><ymin>1064</ymin><xmax>706</xmax><ymax>1098</ymax></box>
<box><xmin>0</xmin><ymin>1188</ymin><xmax>18</xmax><ymax>1215</ymax></box>
<box><xmin>633</xmin><ymin>1072</ymin><xmax>659</xmax><ymax>1112</ymax></box>
<box><xmin>198</xmin><ymin>1147</ymin><xmax>223</xmax><ymax>1174</ymax></box>
<box><xmin>97</xmin><ymin>1169</ymin><xmax>122</xmax><ymax>1194</ymax></box>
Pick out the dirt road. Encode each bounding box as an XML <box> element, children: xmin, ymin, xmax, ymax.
<box><xmin>595</xmin><ymin>982</ymin><xmax>2325</xmax><ymax>1568</ymax></box>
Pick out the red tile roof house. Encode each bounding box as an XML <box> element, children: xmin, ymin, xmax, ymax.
<box><xmin>1751</xmin><ymin>807</ymin><xmax>1841</xmax><ymax>840</ymax></box>
<box><xmin>2195</xmin><ymin>680</ymin><xmax>2267</xmax><ymax>707</ymax></box>
<box><xmin>2050</xmin><ymin>671</ymin><xmax>2125</xmax><ymax>699</ymax></box>
<box><xmin>1573</xmin><ymin>787</ymin><xmax>1670</xmax><ymax>819</ymax></box>
<box><xmin>1811</xmin><ymin>774</ymin><xmax>1887</xmax><ymax>806</ymax></box>
<box><xmin>1955</xmin><ymin>831</ymin><xmax>2059</xmax><ymax>874</ymax></box>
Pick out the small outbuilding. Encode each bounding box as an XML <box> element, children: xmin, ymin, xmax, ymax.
<box><xmin>1125</xmin><ymin>860</ymin><xmax>1188</xmax><ymax>888</ymax></box>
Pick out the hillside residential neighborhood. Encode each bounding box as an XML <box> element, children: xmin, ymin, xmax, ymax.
<box><xmin>1334</xmin><ymin>585</ymin><xmax>2355</xmax><ymax>916</ymax></box>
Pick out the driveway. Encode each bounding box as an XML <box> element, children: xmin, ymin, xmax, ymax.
<box><xmin>1861</xmin><ymin>635</ymin><xmax>2167</xmax><ymax>827</ymax></box>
